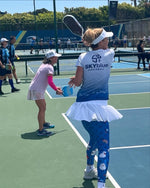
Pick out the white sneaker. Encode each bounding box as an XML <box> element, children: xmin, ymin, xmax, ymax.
<box><xmin>83</xmin><ymin>167</ymin><xmax>98</xmax><ymax>179</ymax></box>
<box><xmin>98</xmin><ymin>182</ymin><xmax>105</xmax><ymax>188</ymax></box>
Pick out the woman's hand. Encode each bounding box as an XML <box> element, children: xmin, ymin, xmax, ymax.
<box><xmin>68</xmin><ymin>66</ymin><xmax>83</xmax><ymax>87</ymax></box>
<box><xmin>68</xmin><ymin>76</ymin><xmax>75</xmax><ymax>87</ymax></box>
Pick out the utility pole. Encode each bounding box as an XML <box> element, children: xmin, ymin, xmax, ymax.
<box><xmin>131</xmin><ymin>0</ymin><xmax>137</xmax><ymax>7</ymax></box>
<box><xmin>108</xmin><ymin>0</ymin><xmax>110</xmax><ymax>31</ymax></box>
<box><xmin>33</xmin><ymin>0</ymin><xmax>38</xmax><ymax>54</ymax></box>
<box><xmin>134</xmin><ymin>0</ymin><xmax>137</xmax><ymax>7</ymax></box>
<box><xmin>53</xmin><ymin>0</ymin><xmax>59</xmax><ymax>75</ymax></box>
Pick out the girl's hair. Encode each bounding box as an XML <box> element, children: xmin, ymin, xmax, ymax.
<box><xmin>82</xmin><ymin>28</ymin><xmax>103</xmax><ymax>49</ymax></box>
<box><xmin>43</xmin><ymin>57</ymin><xmax>51</xmax><ymax>64</ymax></box>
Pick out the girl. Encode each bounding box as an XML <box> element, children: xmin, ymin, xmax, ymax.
<box><xmin>27</xmin><ymin>50</ymin><xmax>63</xmax><ymax>136</ymax></box>
<box><xmin>66</xmin><ymin>28</ymin><xmax>123</xmax><ymax>188</ymax></box>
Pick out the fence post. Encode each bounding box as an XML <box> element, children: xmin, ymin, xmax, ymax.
<box><xmin>25</xmin><ymin>60</ymin><xmax>28</xmax><ymax>76</ymax></box>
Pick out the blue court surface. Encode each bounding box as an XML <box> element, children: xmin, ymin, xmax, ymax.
<box><xmin>28</xmin><ymin>61</ymin><xmax>150</xmax><ymax>188</ymax></box>
<box><xmin>63</xmin><ymin>107</ymin><xmax>150</xmax><ymax>188</ymax></box>
<box><xmin>46</xmin><ymin>74</ymin><xmax>150</xmax><ymax>99</ymax></box>
<box><xmin>49</xmin><ymin>74</ymin><xmax>150</xmax><ymax>188</ymax></box>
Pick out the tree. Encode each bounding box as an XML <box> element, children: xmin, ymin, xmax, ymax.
<box><xmin>116</xmin><ymin>3</ymin><xmax>145</xmax><ymax>22</ymax></box>
<box><xmin>0</xmin><ymin>4</ymin><xmax>149</xmax><ymax>32</ymax></box>
<box><xmin>138</xmin><ymin>0</ymin><xmax>150</xmax><ymax>17</ymax></box>
<box><xmin>138</xmin><ymin>0</ymin><xmax>150</xmax><ymax>7</ymax></box>
<box><xmin>28</xmin><ymin>8</ymin><xmax>49</xmax><ymax>15</ymax></box>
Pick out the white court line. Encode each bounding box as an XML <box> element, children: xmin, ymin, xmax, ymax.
<box><xmin>109</xmin><ymin>80</ymin><xmax>150</xmax><ymax>84</ymax></box>
<box><xmin>46</xmin><ymin>90</ymin><xmax>53</xmax><ymax>99</ymax></box>
<box><xmin>54</xmin><ymin>96</ymin><xmax>75</xmax><ymax>99</ymax></box>
<box><xmin>62</xmin><ymin>113</ymin><xmax>121</xmax><ymax>188</ymax></box>
<box><xmin>118</xmin><ymin>106</ymin><xmax>150</xmax><ymax>111</ymax></box>
<box><xmin>53</xmin><ymin>77</ymin><xmax>150</xmax><ymax>84</ymax></box>
<box><xmin>28</xmin><ymin>66</ymin><xmax>35</xmax><ymax>74</ymax></box>
<box><xmin>50</xmin><ymin>91</ymin><xmax>150</xmax><ymax>100</ymax></box>
<box><xmin>110</xmin><ymin>145</ymin><xmax>150</xmax><ymax>150</ymax></box>
<box><xmin>45</xmin><ymin>90</ymin><xmax>150</xmax><ymax>100</ymax></box>
<box><xmin>110</xmin><ymin>74</ymin><xmax>149</xmax><ymax>77</ymax></box>
<box><xmin>138</xmin><ymin>74</ymin><xmax>150</xmax><ymax>78</ymax></box>
<box><xmin>110</xmin><ymin>91</ymin><xmax>150</xmax><ymax>96</ymax></box>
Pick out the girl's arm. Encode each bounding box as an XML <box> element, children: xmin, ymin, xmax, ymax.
<box><xmin>68</xmin><ymin>66</ymin><xmax>83</xmax><ymax>87</ymax></box>
<box><xmin>48</xmin><ymin>74</ymin><xmax>57</xmax><ymax>91</ymax></box>
<box><xmin>15</xmin><ymin>54</ymin><xmax>20</xmax><ymax>60</ymax></box>
<box><xmin>48</xmin><ymin>74</ymin><xmax>63</xmax><ymax>95</ymax></box>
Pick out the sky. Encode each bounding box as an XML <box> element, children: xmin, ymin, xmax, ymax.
<box><xmin>0</xmin><ymin>0</ymin><xmax>133</xmax><ymax>14</ymax></box>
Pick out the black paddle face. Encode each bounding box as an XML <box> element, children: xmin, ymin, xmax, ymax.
<box><xmin>63</xmin><ymin>15</ymin><xmax>83</xmax><ymax>37</ymax></box>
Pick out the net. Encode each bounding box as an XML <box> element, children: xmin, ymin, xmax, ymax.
<box><xmin>13</xmin><ymin>51</ymin><xmax>150</xmax><ymax>80</ymax></box>
<box><xmin>118</xmin><ymin>54</ymin><xmax>138</xmax><ymax>63</ymax></box>
<box><xmin>117</xmin><ymin>51</ymin><xmax>150</xmax><ymax>65</ymax></box>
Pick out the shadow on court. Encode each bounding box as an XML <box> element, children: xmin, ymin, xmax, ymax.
<box><xmin>73</xmin><ymin>179</ymin><xmax>96</xmax><ymax>188</ymax></box>
<box><xmin>0</xmin><ymin>92</ymin><xmax>11</xmax><ymax>97</ymax></box>
<box><xmin>21</xmin><ymin>129</ymin><xmax>67</xmax><ymax>140</ymax></box>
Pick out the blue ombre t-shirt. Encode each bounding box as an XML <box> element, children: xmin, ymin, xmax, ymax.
<box><xmin>76</xmin><ymin>48</ymin><xmax>114</xmax><ymax>102</ymax></box>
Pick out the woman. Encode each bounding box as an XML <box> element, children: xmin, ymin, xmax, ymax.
<box><xmin>27</xmin><ymin>50</ymin><xmax>63</xmax><ymax>136</ymax></box>
<box><xmin>66</xmin><ymin>28</ymin><xmax>123</xmax><ymax>188</ymax></box>
<box><xmin>137</xmin><ymin>40</ymin><xmax>148</xmax><ymax>70</ymax></box>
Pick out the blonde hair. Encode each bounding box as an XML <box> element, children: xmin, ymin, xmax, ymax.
<box><xmin>82</xmin><ymin>28</ymin><xmax>103</xmax><ymax>47</ymax></box>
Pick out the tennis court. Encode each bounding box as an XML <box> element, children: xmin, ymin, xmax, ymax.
<box><xmin>43</xmin><ymin>69</ymin><xmax>150</xmax><ymax>188</ymax></box>
<box><xmin>0</xmin><ymin>54</ymin><xmax>150</xmax><ymax>188</ymax></box>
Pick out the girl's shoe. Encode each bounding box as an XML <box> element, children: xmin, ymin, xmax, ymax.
<box><xmin>43</xmin><ymin>122</ymin><xmax>55</xmax><ymax>129</ymax></box>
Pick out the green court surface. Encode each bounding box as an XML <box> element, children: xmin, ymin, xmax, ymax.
<box><xmin>0</xmin><ymin>83</ymin><xmax>114</xmax><ymax>188</ymax></box>
<box><xmin>0</xmin><ymin>62</ymin><xmax>150</xmax><ymax>188</ymax></box>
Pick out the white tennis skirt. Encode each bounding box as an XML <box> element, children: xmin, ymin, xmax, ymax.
<box><xmin>66</xmin><ymin>100</ymin><xmax>123</xmax><ymax>122</ymax></box>
<box><xmin>27</xmin><ymin>90</ymin><xmax>45</xmax><ymax>100</ymax></box>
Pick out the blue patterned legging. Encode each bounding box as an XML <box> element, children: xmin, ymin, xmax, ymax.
<box><xmin>82</xmin><ymin>120</ymin><xmax>109</xmax><ymax>183</ymax></box>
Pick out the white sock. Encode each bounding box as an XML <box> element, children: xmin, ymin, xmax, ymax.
<box><xmin>98</xmin><ymin>182</ymin><xmax>105</xmax><ymax>188</ymax></box>
<box><xmin>86</xmin><ymin>165</ymin><xmax>94</xmax><ymax>172</ymax></box>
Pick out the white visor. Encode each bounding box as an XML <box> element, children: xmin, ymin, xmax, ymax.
<box><xmin>92</xmin><ymin>29</ymin><xmax>113</xmax><ymax>45</ymax></box>
<box><xmin>0</xmin><ymin>38</ymin><xmax>9</xmax><ymax>43</ymax></box>
<box><xmin>45</xmin><ymin>50</ymin><xmax>61</xmax><ymax>59</ymax></box>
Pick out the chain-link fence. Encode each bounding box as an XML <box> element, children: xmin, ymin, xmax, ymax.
<box><xmin>122</xmin><ymin>17</ymin><xmax>150</xmax><ymax>48</ymax></box>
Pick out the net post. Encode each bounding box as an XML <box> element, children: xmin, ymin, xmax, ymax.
<box><xmin>25</xmin><ymin>60</ymin><xmax>28</xmax><ymax>76</ymax></box>
<box><xmin>118</xmin><ymin>55</ymin><xmax>120</xmax><ymax>62</ymax></box>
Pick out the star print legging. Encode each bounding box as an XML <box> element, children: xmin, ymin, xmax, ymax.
<box><xmin>82</xmin><ymin>120</ymin><xmax>109</xmax><ymax>183</ymax></box>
